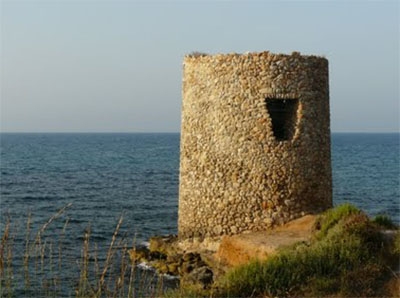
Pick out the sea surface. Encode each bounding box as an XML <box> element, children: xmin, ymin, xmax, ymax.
<box><xmin>0</xmin><ymin>132</ymin><xmax>399</xmax><ymax>295</ymax></box>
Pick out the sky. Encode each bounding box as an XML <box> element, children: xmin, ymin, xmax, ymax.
<box><xmin>1</xmin><ymin>0</ymin><xmax>399</xmax><ymax>133</ymax></box>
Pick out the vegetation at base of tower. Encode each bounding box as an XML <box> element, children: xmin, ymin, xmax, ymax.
<box><xmin>166</xmin><ymin>204</ymin><xmax>399</xmax><ymax>298</ymax></box>
<box><xmin>313</xmin><ymin>203</ymin><xmax>361</xmax><ymax>239</ymax></box>
<box><xmin>217</xmin><ymin>204</ymin><xmax>399</xmax><ymax>297</ymax></box>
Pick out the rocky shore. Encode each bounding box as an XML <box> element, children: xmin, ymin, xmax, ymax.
<box><xmin>128</xmin><ymin>235</ymin><xmax>216</xmax><ymax>288</ymax></box>
<box><xmin>128</xmin><ymin>215</ymin><xmax>318</xmax><ymax>289</ymax></box>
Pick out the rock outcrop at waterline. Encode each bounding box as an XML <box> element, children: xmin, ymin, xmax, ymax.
<box><xmin>128</xmin><ymin>215</ymin><xmax>318</xmax><ymax>288</ymax></box>
<box><xmin>128</xmin><ymin>235</ymin><xmax>215</xmax><ymax>288</ymax></box>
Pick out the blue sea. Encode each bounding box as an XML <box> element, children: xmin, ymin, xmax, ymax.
<box><xmin>0</xmin><ymin>133</ymin><xmax>399</xmax><ymax>295</ymax></box>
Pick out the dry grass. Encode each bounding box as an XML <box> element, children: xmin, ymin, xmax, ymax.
<box><xmin>0</xmin><ymin>204</ymin><xmax>174</xmax><ymax>298</ymax></box>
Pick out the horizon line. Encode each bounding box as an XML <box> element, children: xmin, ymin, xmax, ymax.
<box><xmin>0</xmin><ymin>131</ymin><xmax>399</xmax><ymax>134</ymax></box>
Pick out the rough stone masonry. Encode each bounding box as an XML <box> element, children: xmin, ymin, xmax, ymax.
<box><xmin>178</xmin><ymin>51</ymin><xmax>332</xmax><ymax>239</ymax></box>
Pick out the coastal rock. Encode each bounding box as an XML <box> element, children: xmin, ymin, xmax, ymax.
<box><xmin>129</xmin><ymin>235</ymin><xmax>215</xmax><ymax>285</ymax></box>
<box><xmin>181</xmin><ymin>266</ymin><xmax>214</xmax><ymax>288</ymax></box>
<box><xmin>149</xmin><ymin>235</ymin><xmax>178</xmax><ymax>255</ymax></box>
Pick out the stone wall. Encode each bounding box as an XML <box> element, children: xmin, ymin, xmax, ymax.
<box><xmin>178</xmin><ymin>51</ymin><xmax>332</xmax><ymax>239</ymax></box>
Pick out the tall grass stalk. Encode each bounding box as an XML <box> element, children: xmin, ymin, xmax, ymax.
<box><xmin>0</xmin><ymin>216</ymin><xmax>15</xmax><ymax>298</ymax></box>
<box><xmin>23</xmin><ymin>215</ymin><xmax>32</xmax><ymax>296</ymax></box>
<box><xmin>96</xmin><ymin>215</ymin><xmax>124</xmax><ymax>297</ymax></box>
<box><xmin>23</xmin><ymin>211</ymin><xmax>31</xmax><ymax>292</ymax></box>
<box><xmin>6</xmin><ymin>233</ymin><xmax>15</xmax><ymax>298</ymax></box>
<box><xmin>49</xmin><ymin>240</ymin><xmax>57</xmax><ymax>296</ymax></box>
<box><xmin>115</xmin><ymin>243</ymin><xmax>128</xmax><ymax>297</ymax></box>
<box><xmin>76</xmin><ymin>228</ymin><xmax>92</xmax><ymax>297</ymax></box>
<box><xmin>127</xmin><ymin>239</ymin><xmax>137</xmax><ymax>298</ymax></box>
<box><xmin>93</xmin><ymin>243</ymin><xmax>99</xmax><ymax>286</ymax></box>
<box><xmin>40</xmin><ymin>239</ymin><xmax>47</xmax><ymax>274</ymax></box>
<box><xmin>57</xmin><ymin>217</ymin><xmax>69</xmax><ymax>295</ymax></box>
<box><xmin>0</xmin><ymin>217</ymin><xmax>10</xmax><ymax>277</ymax></box>
<box><xmin>33</xmin><ymin>203</ymin><xmax>73</xmax><ymax>247</ymax></box>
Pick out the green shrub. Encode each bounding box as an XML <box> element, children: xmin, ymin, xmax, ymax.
<box><xmin>221</xmin><ymin>234</ymin><xmax>382</xmax><ymax>296</ymax></box>
<box><xmin>303</xmin><ymin>276</ymin><xmax>339</xmax><ymax>296</ymax></box>
<box><xmin>218</xmin><ymin>204</ymin><xmax>394</xmax><ymax>298</ymax></box>
<box><xmin>164</xmin><ymin>284</ymin><xmax>214</xmax><ymax>298</ymax></box>
<box><xmin>314</xmin><ymin>203</ymin><xmax>361</xmax><ymax>239</ymax></box>
<box><xmin>339</xmin><ymin>263</ymin><xmax>387</xmax><ymax>297</ymax></box>
<box><xmin>373</xmin><ymin>214</ymin><xmax>397</xmax><ymax>229</ymax></box>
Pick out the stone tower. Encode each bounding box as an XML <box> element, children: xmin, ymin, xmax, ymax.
<box><xmin>178</xmin><ymin>51</ymin><xmax>332</xmax><ymax>239</ymax></box>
